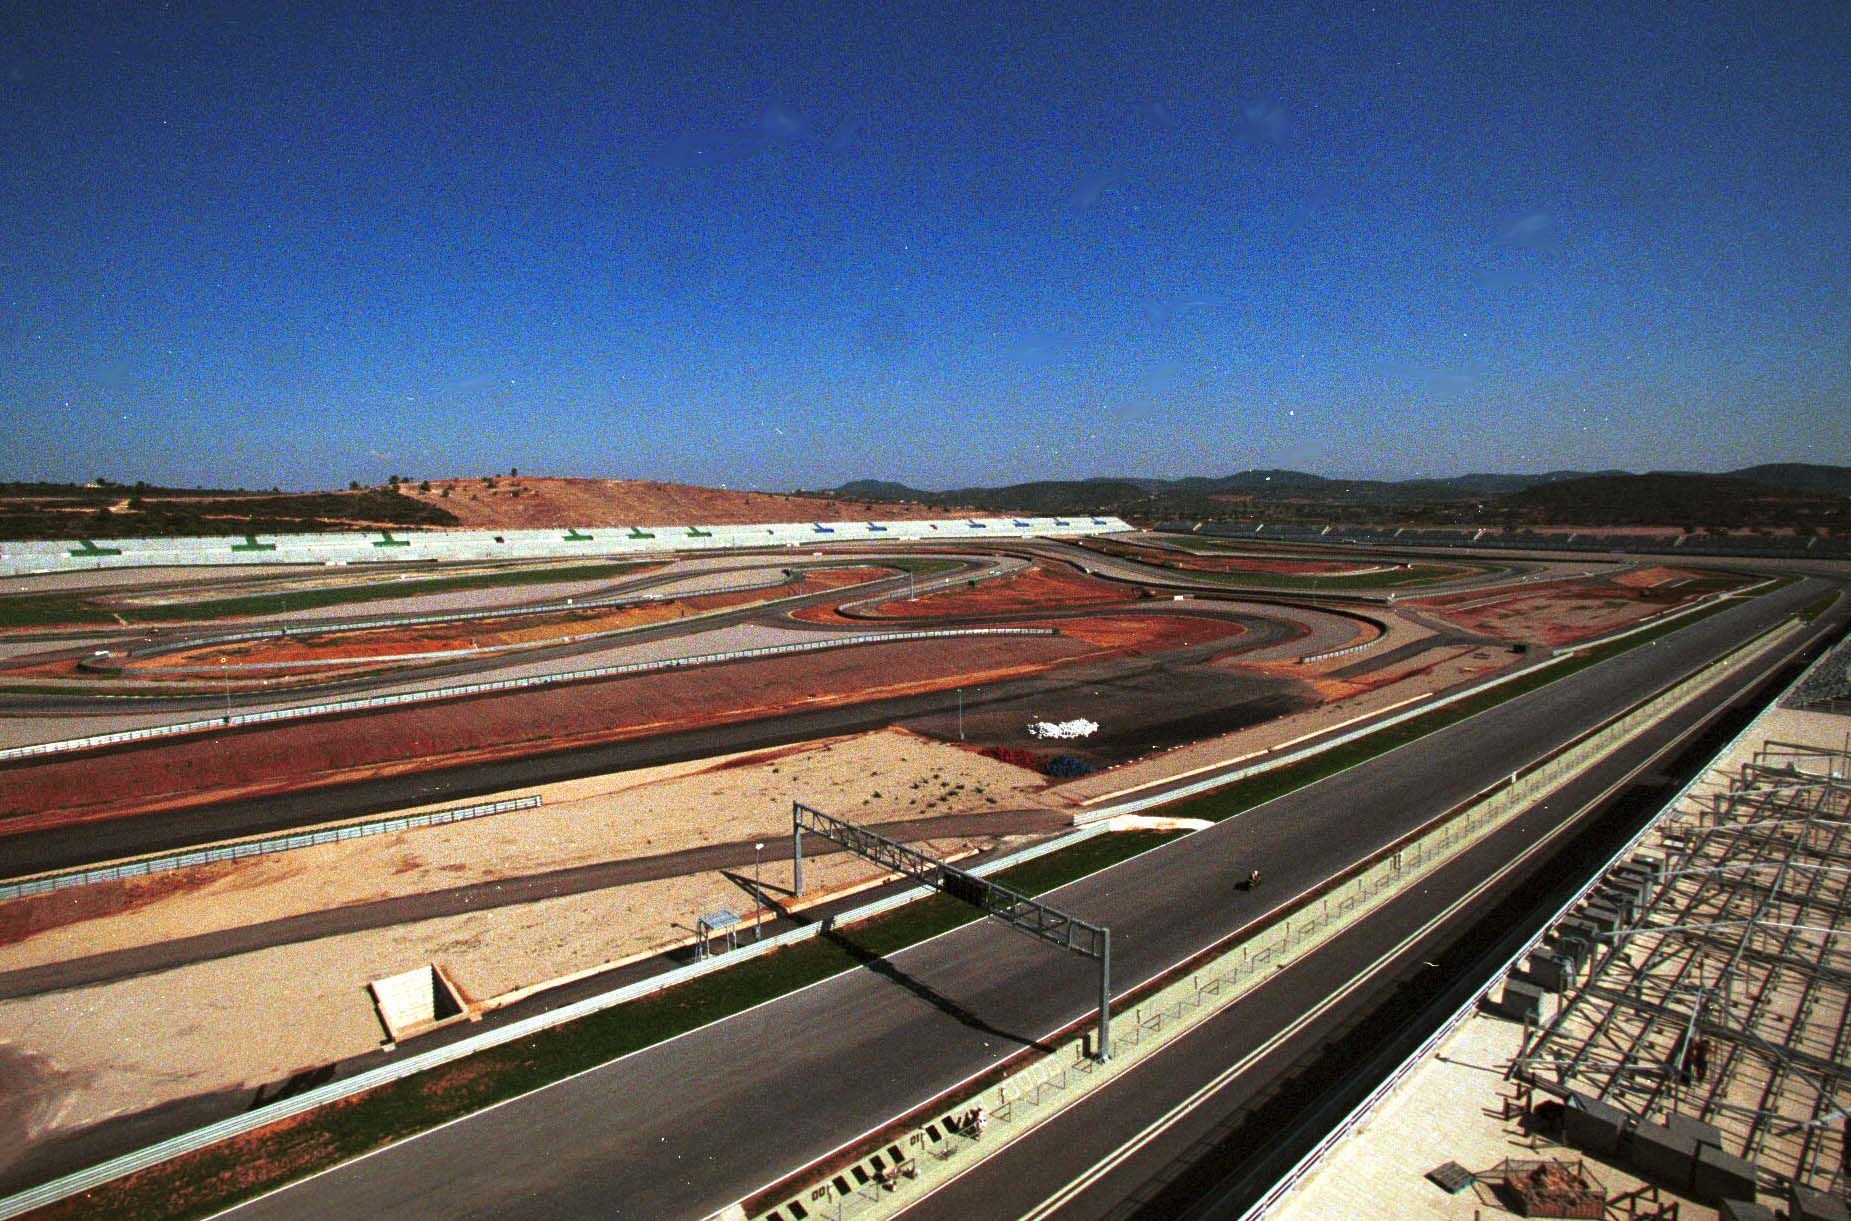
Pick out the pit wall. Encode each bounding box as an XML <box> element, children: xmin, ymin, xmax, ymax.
<box><xmin>740</xmin><ymin>616</ymin><xmax>1804</xmax><ymax>1221</ymax></box>
<box><xmin>0</xmin><ymin>517</ymin><xmax>1133</xmax><ymax>577</ymax></box>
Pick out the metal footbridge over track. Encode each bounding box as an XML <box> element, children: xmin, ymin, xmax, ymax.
<box><xmin>791</xmin><ymin>801</ymin><xmax>1115</xmax><ymax>1060</ymax></box>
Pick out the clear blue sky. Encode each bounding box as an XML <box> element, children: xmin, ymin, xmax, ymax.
<box><xmin>3</xmin><ymin>2</ymin><xmax>1846</xmax><ymax>491</ymax></box>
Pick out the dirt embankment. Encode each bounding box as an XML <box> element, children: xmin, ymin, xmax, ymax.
<box><xmin>404</xmin><ymin>477</ymin><xmax>955</xmax><ymax>528</ymax></box>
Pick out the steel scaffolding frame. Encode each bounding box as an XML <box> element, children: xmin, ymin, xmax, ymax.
<box><xmin>1514</xmin><ymin>741</ymin><xmax>1851</xmax><ymax>1195</ymax></box>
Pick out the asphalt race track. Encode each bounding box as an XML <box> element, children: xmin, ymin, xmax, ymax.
<box><xmin>216</xmin><ymin>577</ymin><xmax>1838</xmax><ymax>1219</ymax></box>
<box><xmin>0</xmin><ymin>606</ymin><xmax>1300</xmax><ymax>877</ymax></box>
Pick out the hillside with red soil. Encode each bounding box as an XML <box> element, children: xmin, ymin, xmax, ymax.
<box><xmin>404</xmin><ymin>477</ymin><xmax>958</xmax><ymax>528</ymax></box>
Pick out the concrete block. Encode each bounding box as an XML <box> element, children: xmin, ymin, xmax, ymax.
<box><xmin>1610</xmin><ymin>862</ymin><xmax>1651</xmax><ymax>886</ymax></box>
<box><xmin>1549</xmin><ymin>932</ymin><xmax>1590</xmax><ymax>972</ymax></box>
<box><xmin>368</xmin><ymin>964</ymin><xmax>466</xmax><ymax>1041</ymax></box>
<box><xmin>1498</xmin><ymin>978</ymin><xmax>1545</xmax><ymax>1023</ymax></box>
<box><xmin>1692</xmin><ymin>1142</ymin><xmax>1758</xmax><ymax>1205</ymax></box>
<box><xmin>1666</xmin><ymin>1112</ymin><xmax>1723</xmax><ymax>1151</ymax></box>
<box><xmin>1521</xmin><ymin>949</ymin><xmax>1572</xmax><ymax>992</ymax></box>
<box><xmin>1563</xmin><ymin>1091</ymin><xmax>1631</xmax><ymax>1158</ymax></box>
<box><xmin>1629</xmin><ymin>1118</ymin><xmax>1698</xmax><ymax>1191</ymax></box>
<box><xmin>1579</xmin><ymin>902</ymin><xmax>1622</xmax><ymax>932</ymax></box>
<box><xmin>1596</xmin><ymin>883</ymin><xmax>1642</xmax><ymax>918</ymax></box>
<box><xmin>1718</xmin><ymin>1202</ymin><xmax>1775</xmax><ymax>1221</ymax></box>
<box><xmin>1792</xmin><ymin>1184</ymin><xmax>1851</xmax><ymax>1221</ymax></box>
<box><xmin>1560</xmin><ymin>916</ymin><xmax>1602</xmax><ymax>945</ymax></box>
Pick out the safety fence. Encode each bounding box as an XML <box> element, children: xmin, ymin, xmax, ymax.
<box><xmin>0</xmin><ymin>626</ymin><xmax>1057</xmax><ymax>763</ymax></box>
<box><xmin>0</xmin><ymin>795</ymin><xmax>543</xmax><ymax>902</ymax></box>
<box><xmin>745</xmin><ymin>615</ymin><xmax>1805</xmax><ymax>1221</ymax></box>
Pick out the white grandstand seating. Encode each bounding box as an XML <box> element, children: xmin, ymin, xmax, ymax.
<box><xmin>0</xmin><ymin>516</ymin><xmax>1133</xmax><ymax>577</ymax></box>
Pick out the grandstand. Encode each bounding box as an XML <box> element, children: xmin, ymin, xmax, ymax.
<box><xmin>0</xmin><ymin>515</ymin><xmax>1133</xmax><ymax>577</ymax></box>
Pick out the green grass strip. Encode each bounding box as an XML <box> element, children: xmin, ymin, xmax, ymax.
<box><xmin>874</xmin><ymin>557</ymin><xmax>964</xmax><ymax>577</ymax></box>
<box><xmin>52</xmin><ymin>830</ymin><xmax>1179</xmax><ymax>1221</ymax></box>
<box><xmin>1799</xmin><ymin>591</ymin><xmax>1839</xmax><ymax>622</ymax></box>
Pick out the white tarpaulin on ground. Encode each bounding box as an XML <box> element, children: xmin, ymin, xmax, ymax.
<box><xmin>1027</xmin><ymin>718</ymin><xmax>1099</xmax><ymax>740</ymax></box>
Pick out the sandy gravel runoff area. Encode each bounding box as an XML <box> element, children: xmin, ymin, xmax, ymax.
<box><xmin>0</xmin><ymin>728</ymin><xmax>1064</xmax><ymax>1154</ymax></box>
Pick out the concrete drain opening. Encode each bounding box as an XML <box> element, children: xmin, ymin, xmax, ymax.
<box><xmin>369</xmin><ymin>964</ymin><xmax>468</xmax><ymax>1044</ymax></box>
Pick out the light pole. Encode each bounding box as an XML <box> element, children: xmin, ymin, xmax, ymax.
<box><xmin>220</xmin><ymin>656</ymin><xmax>231</xmax><ymax>725</ymax></box>
<box><xmin>753</xmin><ymin>842</ymin><xmax>765</xmax><ymax>940</ymax></box>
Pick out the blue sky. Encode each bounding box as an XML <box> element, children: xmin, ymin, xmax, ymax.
<box><xmin>2</xmin><ymin>2</ymin><xmax>1846</xmax><ymax>491</ymax></box>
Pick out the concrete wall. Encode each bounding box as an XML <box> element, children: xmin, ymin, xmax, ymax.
<box><xmin>0</xmin><ymin>516</ymin><xmax>1133</xmax><ymax>577</ymax></box>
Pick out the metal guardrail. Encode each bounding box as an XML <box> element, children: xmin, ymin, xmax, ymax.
<box><xmin>0</xmin><ymin>627</ymin><xmax>1057</xmax><ymax>763</ymax></box>
<box><xmin>1300</xmin><ymin>638</ymin><xmax>1378</xmax><ymax>664</ymax></box>
<box><xmin>0</xmin><ymin>796</ymin><xmax>543</xmax><ymax>901</ymax></box>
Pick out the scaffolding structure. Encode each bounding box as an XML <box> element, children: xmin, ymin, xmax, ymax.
<box><xmin>1516</xmin><ymin>739</ymin><xmax>1851</xmax><ymax>1198</ymax></box>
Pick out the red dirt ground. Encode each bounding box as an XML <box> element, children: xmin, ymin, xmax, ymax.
<box><xmin>0</xmin><ymin>618</ymin><xmax>1212</xmax><ymax>833</ymax></box>
<box><xmin>796</xmin><ymin>564</ymin><xmax>1134</xmax><ymax>623</ymax></box>
<box><xmin>1410</xmin><ymin>568</ymin><xmax>1738</xmax><ymax>646</ymax></box>
<box><xmin>875</xmin><ymin>564</ymin><xmax>1136</xmax><ymax>617</ymax></box>
<box><xmin>0</xmin><ymin>861</ymin><xmax>245</xmax><ymax>946</ymax></box>
<box><xmin>1007</xmin><ymin>611</ymin><xmax>1245</xmax><ymax>651</ymax></box>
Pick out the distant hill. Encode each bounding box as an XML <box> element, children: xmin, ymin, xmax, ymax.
<box><xmin>935</xmin><ymin>479</ymin><xmax>1151</xmax><ymax>514</ymax></box>
<box><xmin>1731</xmin><ymin>463</ymin><xmax>1851</xmax><ymax>497</ymax></box>
<box><xmin>832</xmin><ymin>479</ymin><xmax>932</xmax><ymax>502</ymax></box>
<box><xmin>826</xmin><ymin>463</ymin><xmax>1851</xmax><ymax>529</ymax></box>
<box><xmin>0</xmin><ymin>476</ymin><xmax>953</xmax><ymax>539</ymax></box>
<box><xmin>1502</xmin><ymin>473</ymin><xmax>1842</xmax><ymax>528</ymax></box>
<box><xmin>0</xmin><ymin>486</ymin><xmax>459</xmax><ymax>540</ymax></box>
